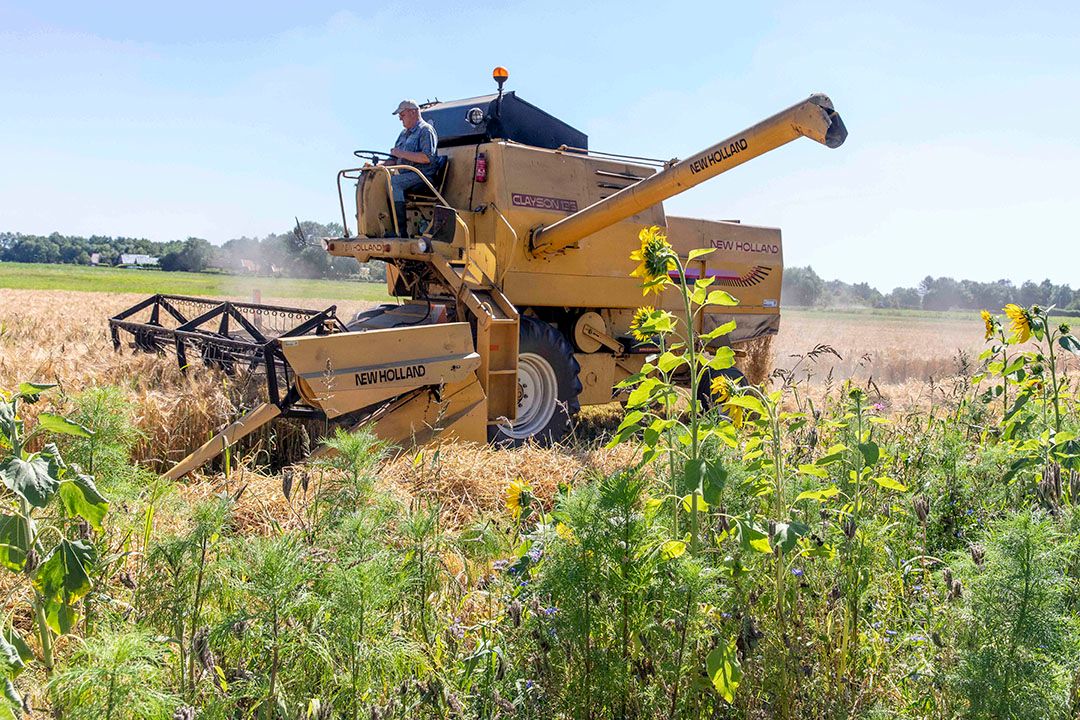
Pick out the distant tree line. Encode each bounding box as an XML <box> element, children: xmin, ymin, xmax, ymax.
<box><xmin>783</xmin><ymin>266</ymin><xmax>1080</xmax><ymax>312</ymax></box>
<box><xmin>0</xmin><ymin>221</ymin><xmax>384</xmax><ymax>282</ymax></box>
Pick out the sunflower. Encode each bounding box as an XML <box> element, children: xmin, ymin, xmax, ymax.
<box><xmin>1004</xmin><ymin>304</ymin><xmax>1032</xmax><ymax>343</ymax></box>
<box><xmin>709</xmin><ymin>374</ymin><xmax>731</xmax><ymax>403</ymax></box>
<box><xmin>555</xmin><ymin>522</ymin><xmax>577</xmax><ymax>544</ymax></box>
<box><xmin>629</xmin><ymin>226</ymin><xmax>676</xmax><ymax>295</ymax></box>
<box><xmin>630</xmin><ymin>306</ymin><xmax>655</xmax><ymax>342</ymax></box>
<box><xmin>981</xmin><ymin>310</ymin><xmax>995</xmax><ymax>341</ymax></box>
<box><xmin>506</xmin><ymin>479</ymin><xmax>532</xmax><ymax>520</ymax></box>
<box><xmin>726</xmin><ymin>404</ymin><xmax>745</xmax><ymax>429</ymax></box>
<box><xmin>708</xmin><ymin>375</ymin><xmax>746</xmax><ymax>428</ymax></box>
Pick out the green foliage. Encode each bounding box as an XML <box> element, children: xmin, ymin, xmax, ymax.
<box><xmin>60</xmin><ymin>386</ymin><xmax>144</xmax><ymax>487</ymax></box>
<box><xmin>48</xmin><ymin>630</ymin><xmax>179</xmax><ymax>720</ymax></box>
<box><xmin>781</xmin><ymin>266</ymin><xmax>1080</xmax><ymax>312</ymax></box>
<box><xmin>17</xmin><ymin>288</ymin><xmax>1080</xmax><ymax>718</ymax></box>
<box><xmin>0</xmin><ymin>381</ymin><xmax>108</xmax><ymax>699</ymax></box>
<box><xmin>951</xmin><ymin>512</ymin><xmax>1078</xmax><ymax>719</ymax></box>
<box><xmin>0</xmin><ymin>220</ymin><xmax>377</xmax><ymax>280</ymax></box>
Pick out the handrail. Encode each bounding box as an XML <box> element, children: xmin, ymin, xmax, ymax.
<box><xmin>336</xmin><ymin>167</ymin><xmax>366</xmax><ymax>236</ymax></box>
<box><xmin>486</xmin><ymin>202</ymin><xmax>518</xmax><ymax>285</ymax></box>
<box><xmin>336</xmin><ymin>163</ymin><xmax>470</xmax><ymax>245</ymax></box>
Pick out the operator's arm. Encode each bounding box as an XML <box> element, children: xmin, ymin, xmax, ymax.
<box><xmin>390</xmin><ymin>123</ymin><xmax>436</xmax><ymax>165</ymax></box>
<box><xmin>390</xmin><ymin>147</ymin><xmax>430</xmax><ymax>164</ymax></box>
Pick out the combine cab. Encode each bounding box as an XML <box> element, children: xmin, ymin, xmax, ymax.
<box><xmin>111</xmin><ymin>68</ymin><xmax>847</xmax><ymax>478</ymax></box>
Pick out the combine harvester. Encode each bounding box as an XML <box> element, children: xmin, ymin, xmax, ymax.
<box><xmin>111</xmin><ymin>68</ymin><xmax>847</xmax><ymax>479</ymax></box>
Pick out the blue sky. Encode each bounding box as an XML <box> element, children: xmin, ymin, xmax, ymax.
<box><xmin>1</xmin><ymin>1</ymin><xmax>1077</xmax><ymax>289</ymax></box>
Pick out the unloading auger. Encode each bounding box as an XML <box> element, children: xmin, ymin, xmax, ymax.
<box><xmin>111</xmin><ymin>68</ymin><xmax>847</xmax><ymax>479</ymax></box>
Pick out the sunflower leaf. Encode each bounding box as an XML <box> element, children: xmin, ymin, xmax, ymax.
<box><xmin>706</xmin><ymin>637</ymin><xmax>742</xmax><ymax>703</ymax></box>
<box><xmin>0</xmin><ymin>455</ymin><xmax>60</xmax><ymax>508</ymax></box>
<box><xmin>37</xmin><ymin>413</ymin><xmax>93</xmax><ymax>438</ymax></box>
<box><xmin>32</xmin><ymin>539</ymin><xmax>96</xmax><ymax>635</ymax></box>
<box><xmin>705</xmin><ymin>290</ymin><xmax>739</xmax><ymax>307</ymax></box>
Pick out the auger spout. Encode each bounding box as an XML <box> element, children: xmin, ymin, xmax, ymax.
<box><xmin>528</xmin><ymin>94</ymin><xmax>847</xmax><ymax>257</ymax></box>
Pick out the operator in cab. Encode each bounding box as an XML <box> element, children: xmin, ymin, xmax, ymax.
<box><xmin>386</xmin><ymin>99</ymin><xmax>439</xmax><ymax>236</ymax></box>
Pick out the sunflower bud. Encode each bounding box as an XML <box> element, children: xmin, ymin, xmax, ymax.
<box><xmin>282</xmin><ymin>467</ymin><xmax>294</xmax><ymax>500</ymax></box>
<box><xmin>446</xmin><ymin>692</ymin><xmax>463</xmax><ymax>715</ymax></box>
<box><xmin>913</xmin><ymin>496</ymin><xmax>930</xmax><ymax>524</ymax></box>
<box><xmin>493</xmin><ymin>690</ymin><xmax>515</xmax><ymax>714</ymax></box>
<box><xmin>193</xmin><ymin>627</ymin><xmax>215</xmax><ymax>674</ymax></box>
<box><xmin>970</xmin><ymin>544</ymin><xmax>985</xmax><ymax>566</ymax></box>
<box><xmin>949</xmin><ymin>578</ymin><xmax>963</xmax><ymax>601</ymax></box>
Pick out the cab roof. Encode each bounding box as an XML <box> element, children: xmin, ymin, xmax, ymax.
<box><xmin>421</xmin><ymin>91</ymin><xmax>588</xmax><ymax>151</ymax></box>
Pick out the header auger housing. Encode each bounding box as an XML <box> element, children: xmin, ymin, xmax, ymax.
<box><xmin>111</xmin><ymin>69</ymin><xmax>846</xmax><ymax>478</ymax></box>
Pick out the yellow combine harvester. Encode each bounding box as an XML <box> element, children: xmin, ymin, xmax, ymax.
<box><xmin>110</xmin><ymin>68</ymin><xmax>847</xmax><ymax>479</ymax></box>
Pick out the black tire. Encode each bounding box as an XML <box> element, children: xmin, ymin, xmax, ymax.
<box><xmin>488</xmin><ymin>316</ymin><xmax>582</xmax><ymax>447</ymax></box>
<box><xmin>697</xmin><ymin>366</ymin><xmax>748</xmax><ymax>411</ymax></box>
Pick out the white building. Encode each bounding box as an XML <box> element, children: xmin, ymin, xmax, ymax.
<box><xmin>118</xmin><ymin>254</ymin><xmax>159</xmax><ymax>267</ymax></box>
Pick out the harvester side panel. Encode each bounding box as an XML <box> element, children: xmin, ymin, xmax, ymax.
<box><xmin>279</xmin><ymin>322</ymin><xmax>481</xmax><ymax>419</ymax></box>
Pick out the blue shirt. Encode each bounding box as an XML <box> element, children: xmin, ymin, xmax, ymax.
<box><xmin>394</xmin><ymin>119</ymin><xmax>438</xmax><ymax>176</ymax></box>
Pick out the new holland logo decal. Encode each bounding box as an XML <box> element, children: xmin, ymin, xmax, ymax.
<box><xmin>668</xmin><ymin>266</ymin><xmax>772</xmax><ymax>288</ymax></box>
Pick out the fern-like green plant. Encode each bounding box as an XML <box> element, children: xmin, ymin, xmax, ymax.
<box><xmin>47</xmin><ymin>629</ymin><xmax>179</xmax><ymax>720</ymax></box>
<box><xmin>951</xmin><ymin>512</ymin><xmax>1077</xmax><ymax>719</ymax></box>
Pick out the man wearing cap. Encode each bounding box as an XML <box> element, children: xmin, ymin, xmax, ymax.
<box><xmin>386</xmin><ymin>100</ymin><xmax>439</xmax><ymax>236</ymax></box>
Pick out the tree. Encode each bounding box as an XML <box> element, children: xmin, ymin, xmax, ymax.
<box><xmin>885</xmin><ymin>286</ymin><xmax>921</xmax><ymax>309</ymax></box>
<box><xmin>160</xmin><ymin>238</ymin><xmax>215</xmax><ymax>273</ymax></box>
<box><xmin>781</xmin><ymin>266</ymin><xmax>824</xmax><ymax>306</ymax></box>
<box><xmin>921</xmin><ymin>276</ymin><xmax>970</xmax><ymax>311</ymax></box>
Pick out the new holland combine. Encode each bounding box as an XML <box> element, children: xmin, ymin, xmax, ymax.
<box><xmin>110</xmin><ymin>68</ymin><xmax>847</xmax><ymax>479</ymax></box>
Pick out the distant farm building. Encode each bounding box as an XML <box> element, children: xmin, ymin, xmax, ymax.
<box><xmin>118</xmin><ymin>254</ymin><xmax>159</xmax><ymax>267</ymax></box>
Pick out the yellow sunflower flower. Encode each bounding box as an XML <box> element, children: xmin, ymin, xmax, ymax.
<box><xmin>1004</xmin><ymin>304</ymin><xmax>1032</xmax><ymax>343</ymax></box>
<box><xmin>981</xmin><ymin>310</ymin><xmax>994</xmax><ymax>341</ymax></box>
<box><xmin>555</xmin><ymin>522</ymin><xmax>577</xmax><ymax>544</ymax></box>
<box><xmin>630</xmin><ymin>306</ymin><xmax>655</xmax><ymax>342</ymax></box>
<box><xmin>710</xmin><ymin>374</ymin><xmax>731</xmax><ymax>403</ymax></box>
<box><xmin>709</xmin><ymin>374</ymin><xmax>746</xmax><ymax>428</ymax></box>
<box><xmin>505</xmin><ymin>479</ymin><xmax>532</xmax><ymax>520</ymax></box>
<box><xmin>726</xmin><ymin>403</ymin><xmax>745</xmax><ymax>429</ymax></box>
<box><xmin>629</xmin><ymin>226</ymin><xmax>676</xmax><ymax>295</ymax></box>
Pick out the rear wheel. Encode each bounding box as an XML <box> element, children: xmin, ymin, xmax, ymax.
<box><xmin>489</xmin><ymin>316</ymin><xmax>581</xmax><ymax>447</ymax></box>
